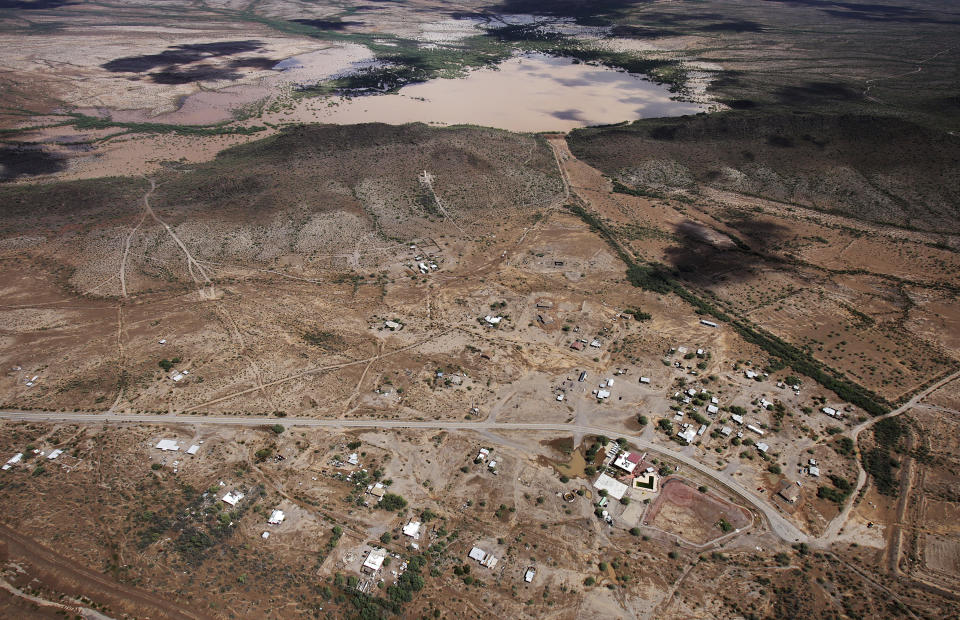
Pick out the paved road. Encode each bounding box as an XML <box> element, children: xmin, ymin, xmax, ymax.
<box><xmin>0</xmin><ymin>410</ymin><xmax>809</xmax><ymax>544</ymax></box>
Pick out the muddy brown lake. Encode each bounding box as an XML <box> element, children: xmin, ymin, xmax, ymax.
<box><xmin>308</xmin><ymin>53</ymin><xmax>709</xmax><ymax>131</ymax></box>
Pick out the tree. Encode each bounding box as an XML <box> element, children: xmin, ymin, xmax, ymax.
<box><xmin>270</xmin><ymin>424</ymin><xmax>284</xmax><ymax>434</ymax></box>
<box><xmin>629</xmin><ymin>527</ymin><xmax>641</xmax><ymax>536</ymax></box>
<box><xmin>380</xmin><ymin>532</ymin><xmax>392</xmax><ymax>544</ymax></box>
<box><xmin>584</xmin><ymin>465</ymin><xmax>596</xmax><ymax>476</ymax></box>
<box><xmin>698</xmin><ymin>486</ymin><xmax>708</xmax><ymax>493</ymax></box>
<box><xmin>380</xmin><ymin>493</ymin><xmax>407</xmax><ymax>511</ymax></box>
<box><xmin>637</xmin><ymin>415</ymin><xmax>648</xmax><ymax>426</ymax></box>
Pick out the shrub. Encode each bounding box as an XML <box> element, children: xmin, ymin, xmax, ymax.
<box><xmin>380</xmin><ymin>493</ymin><xmax>408</xmax><ymax>511</ymax></box>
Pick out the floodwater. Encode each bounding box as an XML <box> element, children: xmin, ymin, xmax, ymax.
<box><xmin>308</xmin><ymin>53</ymin><xmax>708</xmax><ymax>131</ymax></box>
<box><xmin>110</xmin><ymin>50</ymin><xmax>708</xmax><ymax>131</ymax></box>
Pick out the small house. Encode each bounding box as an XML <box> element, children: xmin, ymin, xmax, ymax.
<box><xmin>222</xmin><ymin>491</ymin><xmax>244</xmax><ymax>506</ymax></box>
<box><xmin>363</xmin><ymin>548</ymin><xmax>387</xmax><ymax>574</ymax></box>
<box><xmin>778</xmin><ymin>483</ymin><xmax>801</xmax><ymax>504</ymax></box>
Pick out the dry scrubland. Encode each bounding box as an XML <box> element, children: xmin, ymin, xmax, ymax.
<box><xmin>0</xmin><ymin>121</ymin><xmax>957</xmax><ymax>618</ymax></box>
<box><xmin>0</xmin><ymin>421</ymin><xmax>956</xmax><ymax>620</ymax></box>
<box><xmin>0</xmin><ymin>0</ymin><xmax>959</xmax><ymax>618</ymax></box>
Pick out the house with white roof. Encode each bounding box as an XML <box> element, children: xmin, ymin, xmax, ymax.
<box><xmin>593</xmin><ymin>473</ymin><xmax>628</xmax><ymax>500</ymax></box>
<box><xmin>156</xmin><ymin>439</ymin><xmax>180</xmax><ymax>451</ymax></box>
<box><xmin>363</xmin><ymin>548</ymin><xmax>387</xmax><ymax>573</ymax></box>
<box><xmin>222</xmin><ymin>491</ymin><xmax>245</xmax><ymax>506</ymax></box>
<box><xmin>612</xmin><ymin>451</ymin><xmax>641</xmax><ymax>474</ymax></box>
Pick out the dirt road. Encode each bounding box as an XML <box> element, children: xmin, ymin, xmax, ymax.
<box><xmin>0</xmin><ymin>522</ymin><xmax>208</xmax><ymax>620</ymax></box>
<box><xmin>0</xmin><ymin>410</ymin><xmax>808</xmax><ymax>544</ymax></box>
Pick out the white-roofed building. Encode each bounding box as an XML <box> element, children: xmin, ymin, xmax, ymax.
<box><xmin>2</xmin><ymin>453</ymin><xmax>23</xmax><ymax>470</ymax></box>
<box><xmin>268</xmin><ymin>509</ymin><xmax>285</xmax><ymax>525</ymax></box>
<box><xmin>731</xmin><ymin>414</ymin><xmax>744</xmax><ymax>424</ymax></box>
<box><xmin>469</xmin><ymin>547</ymin><xmax>487</xmax><ymax>562</ymax></box>
<box><xmin>186</xmin><ymin>445</ymin><xmax>200</xmax><ymax>455</ymax></box>
<box><xmin>746</xmin><ymin>424</ymin><xmax>765</xmax><ymax>436</ymax></box>
<box><xmin>524</xmin><ymin>568</ymin><xmax>536</xmax><ymax>583</ymax></box>
<box><xmin>222</xmin><ymin>491</ymin><xmax>245</xmax><ymax>506</ymax></box>
<box><xmin>597</xmin><ymin>389</ymin><xmax>610</xmax><ymax>399</ymax></box>
<box><xmin>403</xmin><ymin>521</ymin><xmax>421</xmax><ymax>538</ymax></box>
<box><xmin>156</xmin><ymin>439</ymin><xmax>179</xmax><ymax>451</ymax></box>
<box><xmin>47</xmin><ymin>448</ymin><xmax>63</xmax><ymax>460</ymax></box>
<box><xmin>756</xmin><ymin>442</ymin><xmax>769</xmax><ymax>453</ymax></box>
<box><xmin>593</xmin><ymin>473</ymin><xmax>628</xmax><ymax>500</ymax></box>
<box><xmin>363</xmin><ymin>548</ymin><xmax>387</xmax><ymax>573</ymax></box>
<box><xmin>678</xmin><ymin>427</ymin><xmax>697</xmax><ymax>443</ymax></box>
<box><xmin>612</xmin><ymin>451</ymin><xmax>641</xmax><ymax>474</ymax></box>
<box><xmin>707</xmin><ymin>405</ymin><xmax>719</xmax><ymax>415</ymax></box>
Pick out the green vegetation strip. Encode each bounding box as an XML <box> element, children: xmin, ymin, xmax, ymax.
<box><xmin>66</xmin><ymin>113</ymin><xmax>267</xmax><ymax>137</ymax></box>
<box><xmin>566</xmin><ymin>204</ymin><xmax>890</xmax><ymax>415</ymax></box>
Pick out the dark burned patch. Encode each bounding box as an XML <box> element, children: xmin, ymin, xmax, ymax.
<box><xmin>608</xmin><ymin>24</ymin><xmax>675</xmax><ymax>39</ymax></box>
<box><xmin>766</xmin><ymin>135</ymin><xmax>793</xmax><ymax>148</ymax></box>
<box><xmin>492</xmin><ymin>0</ymin><xmax>649</xmax><ymax>24</ymax></box>
<box><xmin>726</xmin><ymin>99</ymin><xmax>757</xmax><ymax>109</ymax></box>
<box><xmin>148</xmin><ymin>65</ymin><xmax>244</xmax><ymax>85</ymax></box>
<box><xmin>0</xmin><ymin>145</ymin><xmax>67</xmax><ymax>181</ymax></box>
<box><xmin>0</xmin><ymin>0</ymin><xmax>74</xmax><ymax>8</ymax></box>
<box><xmin>775</xmin><ymin>81</ymin><xmax>860</xmax><ymax>106</ymax></box>
<box><xmin>764</xmin><ymin>0</ymin><xmax>957</xmax><ymax>25</ymax></box>
<box><xmin>663</xmin><ymin>217</ymin><xmax>790</xmax><ymax>283</ymax></box>
<box><xmin>699</xmin><ymin>19</ymin><xmax>763</xmax><ymax>32</ymax></box>
<box><xmin>101</xmin><ymin>40</ymin><xmax>264</xmax><ymax>73</ymax></box>
<box><xmin>229</xmin><ymin>56</ymin><xmax>280</xmax><ymax>70</ymax></box>
<box><xmin>649</xmin><ymin>124</ymin><xmax>680</xmax><ymax>141</ymax></box>
<box><xmin>292</xmin><ymin>18</ymin><xmax>365</xmax><ymax>31</ymax></box>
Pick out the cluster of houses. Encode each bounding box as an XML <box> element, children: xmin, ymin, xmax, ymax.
<box><xmin>569</xmin><ymin>337</ymin><xmax>603</xmax><ymax>352</ymax></box>
<box><xmin>474</xmin><ymin>447</ymin><xmax>498</xmax><ymax>473</ymax></box>
<box><xmin>591</xmin><ymin>445</ymin><xmax>660</xmax><ymax>524</ymax></box>
<box><xmin>407</xmin><ymin>241</ymin><xmax>441</xmax><ymax>275</ymax></box>
<box><xmin>155</xmin><ymin>438</ymin><xmax>202</xmax><ymax>454</ymax></box>
<box><xmin>468</xmin><ymin>546</ymin><xmax>498</xmax><ymax>569</ymax></box>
